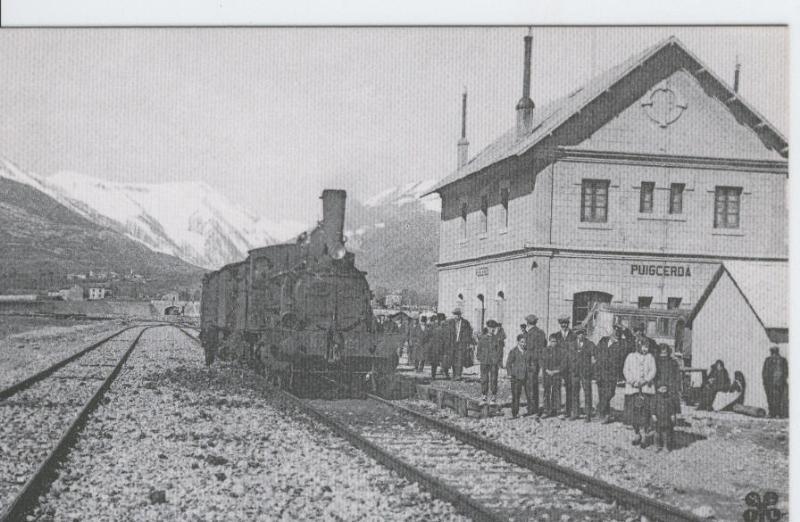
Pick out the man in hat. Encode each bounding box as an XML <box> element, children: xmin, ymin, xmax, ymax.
<box><xmin>477</xmin><ymin>320</ymin><xmax>503</xmax><ymax>403</ymax></box>
<box><xmin>505</xmin><ymin>333</ymin><xmax>531</xmax><ymax>417</ymax></box>
<box><xmin>446</xmin><ymin>308</ymin><xmax>474</xmax><ymax>381</ymax></box>
<box><xmin>762</xmin><ymin>346</ymin><xmax>788</xmax><ymax>418</ymax></box>
<box><xmin>567</xmin><ymin>327</ymin><xmax>595</xmax><ymax>422</ymax></box>
<box><xmin>541</xmin><ymin>332</ymin><xmax>568</xmax><ymax>417</ymax></box>
<box><xmin>434</xmin><ymin>313</ymin><xmax>452</xmax><ymax>379</ymax></box>
<box><xmin>424</xmin><ymin>314</ymin><xmax>440</xmax><ymax>379</ymax></box>
<box><xmin>594</xmin><ymin>324</ymin><xmax>625</xmax><ymax>423</ymax></box>
<box><xmin>553</xmin><ymin>315</ymin><xmax>576</xmax><ymax>416</ymax></box>
<box><xmin>524</xmin><ymin>314</ymin><xmax>546</xmax><ymax>415</ymax></box>
<box><xmin>633</xmin><ymin>322</ymin><xmax>657</xmax><ymax>354</ymax></box>
<box><xmin>409</xmin><ymin>315</ymin><xmax>425</xmax><ymax>372</ymax></box>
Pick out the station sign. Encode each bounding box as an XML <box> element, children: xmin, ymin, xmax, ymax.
<box><xmin>476</xmin><ymin>266</ymin><xmax>489</xmax><ymax>277</ymax></box>
<box><xmin>630</xmin><ymin>264</ymin><xmax>692</xmax><ymax>277</ymax></box>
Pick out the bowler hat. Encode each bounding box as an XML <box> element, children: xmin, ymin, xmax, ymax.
<box><xmin>525</xmin><ymin>314</ymin><xmax>538</xmax><ymax>324</ymax></box>
<box><xmin>486</xmin><ymin>319</ymin><xmax>499</xmax><ymax>328</ymax></box>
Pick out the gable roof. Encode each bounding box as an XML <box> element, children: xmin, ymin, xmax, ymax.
<box><xmin>426</xmin><ymin>36</ymin><xmax>788</xmax><ymax>196</ymax></box>
<box><xmin>688</xmin><ymin>261</ymin><xmax>788</xmax><ymax>331</ymax></box>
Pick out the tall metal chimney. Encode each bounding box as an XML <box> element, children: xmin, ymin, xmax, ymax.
<box><xmin>320</xmin><ymin>189</ymin><xmax>347</xmax><ymax>259</ymax></box>
<box><xmin>516</xmin><ymin>27</ymin><xmax>535</xmax><ymax>138</ymax></box>
<box><xmin>457</xmin><ymin>87</ymin><xmax>469</xmax><ymax>168</ymax></box>
<box><xmin>733</xmin><ymin>57</ymin><xmax>741</xmax><ymax>93</ymax></box>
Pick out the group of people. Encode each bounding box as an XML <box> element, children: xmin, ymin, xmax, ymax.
<box><xmin>406</xmin><ymin>308</ymin><xmax>475</xmax><ymax>381</ymax></box>
<box><xmin>404</xmin><ymin>309</ymin><xmax>789</xmax><ymax>452</ymax></box>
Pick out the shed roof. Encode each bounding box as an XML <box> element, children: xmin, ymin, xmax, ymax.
<box><xmin>426</xmin><ymin>36</ymin><xmax>788</xmax><ymax>196</ymax></box>
<box><xmin>689</xmin><ymin>261</ymin><xmax>788</xmax><ymax>331</ymax></box>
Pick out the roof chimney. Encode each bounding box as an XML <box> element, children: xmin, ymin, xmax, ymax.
<box><xmin>733</xmin><ymin>57</ymin><xmax>741</xmax><ymax>93</ymax></box>
<box><xmin>516</xmin><ymin>27</ymin><xmax>535</xmax><ymax>138</ymax></box>
<box><xmin>457</xmin><ymin>87</ymin><xmax>469</xmax><ymax>168</ymax></box>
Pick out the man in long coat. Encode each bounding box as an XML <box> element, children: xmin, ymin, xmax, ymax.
<box><xmin>408</xmin><ymin>316</ymin><xmax>426</xmax><ymax>372</ymax></box>
<box><xmin>541</xmin><ymin>333</ymin><xmax>568</xmax><ymax>418</ymax></box>
<box><xmin>431</xmin><ymin>313</ymin><xmax>451</xmax><ymax>379</ymax></box>
<box><xmin>567</xmin><ymin>328</ymin><xmax>595</xmax><ymax>421</ymax></box>
<box><xmin>422</xmin><ymin>315</ymin><xmax>439</xmax><ymax>379</ymax></box>
<box><xmin>446</xmin><ymin>308</ymin><xmax>474</xmax><ymax>381</ymax></box>
<box><xmin>476</xmin><ymin>320</ymin><xmax>503</xmax><ymax>403</ymax></box>
<box><xmin>763</xmin><ymin>346</ymin><xmax>789</xmax><ymax>418</ymax></box>
<box><xmin>594</xmin><ymin>324</ymin><xmax>625</xmax><ymax>423</ymax></box>
<box><xmin>553</xmin><ymin>315</ymin><xmax>576</xmax><ymax>416</ymax></box>
<box><xmin>524</xmin><ymin>314</ymin><xmax>546</xmax><ymax>415</ymax></box>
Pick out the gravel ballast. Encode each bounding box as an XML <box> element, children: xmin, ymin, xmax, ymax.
<box><xmin>398</xmin><ymin>369</ymin><xmax>789</xmax><ymax>521</ymax></box>
<box><xmin>0</xmin><ymin>320</ymin><xmax>125</xmax><ymax>389</ymax></box>
<box><xmin>0</xmin><ymin>327</ymin><xmax>145</xmax><ymax>513</ymax></box>
<box><xmin>34</xmin><ymin>327</ymin><xmax>467</xmax><ymax>521</ymax></box>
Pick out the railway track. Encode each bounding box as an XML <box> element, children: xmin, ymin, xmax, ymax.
<box><xmin>0</xmin><ymin>324</ymin><xmax>141</xmax><ymax>400</ymax></box>
<box><xmin>177</xmin><ymin>332</ymin><xmax>702</xmax><ymax>521</ymax></box>
<box><xmin>0</xmin><ymin>325</ymin><xmax>154</xmax><ymax>521</ymax></box>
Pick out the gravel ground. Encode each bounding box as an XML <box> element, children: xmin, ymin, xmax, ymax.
<box><xmin>399</xmin><ymin>369</ymin><xmax>789</xmax><ymax>521</ymax></box>
<box><xmin>0</xmin><ymin>319</ymin><xmax>125</xmax><ymax>389</ymax></box>
<box><xmin>34</xmin><ymin>327</ymin><xmax>468</xmax><ymax>521</ymax></box>
<box><xmin>311</xmin><ymin>399</ymin><xmax>634</xmax><ymax>521</ymax></box>
<box><xmin>0</xmin><ymin>327</ymin><xmax>145</xmax><ymax>513</ymax></box>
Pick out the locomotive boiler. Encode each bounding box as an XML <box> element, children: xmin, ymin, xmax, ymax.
<box><xmin>200</xmin><ymin>189</ymin><xmax>403</xmax><ymax>397</ymax></box>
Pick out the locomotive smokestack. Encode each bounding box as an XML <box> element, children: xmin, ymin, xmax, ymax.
<box><xmin>515</xmin><ymin>27</ymin><xmax>535</xmax><ymax>138</ymax></box>
<box><xmin>321</xmin><ymin>189</ymin><xmax>347</xmax><ymax>259</ymax></box>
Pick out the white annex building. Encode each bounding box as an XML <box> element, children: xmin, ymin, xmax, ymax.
<box><xmin>426</xmin><ymin>34</ymin><xmax>788</xmax><ymax>347</ymax></box>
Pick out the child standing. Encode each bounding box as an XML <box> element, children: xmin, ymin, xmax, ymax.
<box><xmin>651</xmin><ymin>385</ymin><xmax>675</xmax><ymax>451</ymax></box>
<box><xmin>505</xmin><ymin>334</ymin><xmax>529</xmax><ymax>418</ymax></box>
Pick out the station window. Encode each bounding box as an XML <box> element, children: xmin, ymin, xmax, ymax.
<box><xmin>500</xmin><ymin>187</ymin><xmax>509</xmax><ymax>228</ymax></box>
<box><xmin>580</xmin><ymin>179</ymin><xmax>609</xmax><ymax>223</ymax></box>
<box><xmin>669</xmin><ymin>183</ymin><xmax>685</xmax><ymax>214</ymax></box>
<box><xmin>667</xmin><ymin>297</ymin><xmax>682</xmax><ymax>309</ymax></box>
<box><xmin>637</xmin><ymin>296</ymin><xmax>652</xmax><ymax>309</ymax></box>
<box><xmin>480</xmin><ymin>195</ymin><xmax>488</xmax><ymax>234</ymax></box>
<box><xmin>460</xmin><ymin>201</ymin><xmax>468</xmax><ymax>239</ymax></box>
<box><xmin>639</xmin><ymin>182</ymin><xmax>655</xmax><ymax>213</ymax></box>
<box><xmin>714</xmin><ymin>186</ymin><xmax>742</xmax><ymax>228</ymax></box>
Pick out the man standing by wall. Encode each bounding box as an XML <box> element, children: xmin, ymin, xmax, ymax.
<box><xmin>541</xmin><ymin>333</ymin><xmax>568</xmax><ymax>418</ymax></box>
<box><xmin>477</xmin><ymin>320</ymin><xmax>503</xmax><ymax>404</ymax></box>
<box><xmin>524</xmin><ymin>314</ymin><xmax>546</xmax><ymax>416</ymax></box>
<box><xmin>763</xmin><ymin>346</ymin><xmax>789</xmax><ymax>418</ymax></box>
<box><xmin>595</xmin><ymin>324</ymin><xmax>625</xmax><ymax>423</ymax></box>
<box><xmin>447</xmin><ymin>308</ymin><xmax>473</xmax><ymax>381</ymax></box>
<box><xmin>553</xmin><ymin>315</ymin><xmax>576</xmax><ymax>417</ymax></box>
<box><xmin>568</xmin><ymin>327</ymin><xmax>595</xmax><ymax>422</ymax></box>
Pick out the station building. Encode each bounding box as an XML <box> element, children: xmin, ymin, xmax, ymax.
<box><xmin>426</xmin><ymin>35</ymin><xmax>788</xmax><ymax>340</ymax></box>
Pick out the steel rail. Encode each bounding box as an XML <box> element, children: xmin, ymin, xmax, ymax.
<box><xmin>277</xmin><ymin>389</ymin><xmax>505</xmax><ymax>522</ymax></box>
<box><xmin>0</xmin><ymin>326</ymin><xmax>155</xmax><ymax>522</ymax></box>
<box><xmin>366</xmin><ymin>393</ymin><xmax>703</xmax><ymax>522</ymax></box>
<box><xmin>0</xmin><ymin>324</ymin><xmax>141</xmax><ymax>400</ymax></box>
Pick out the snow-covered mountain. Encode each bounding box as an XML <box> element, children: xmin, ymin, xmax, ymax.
<box><xmin>0</xmin><ymin>158</ymin><xmax>306</xmax><ymax>270</ymax></box>
<box><xmin>0</xmin><ymin>155</ymin><xmax>441</xmax><ymax>301</ymax></box>
<box><xmin>362</xmin><ymin>179</ymin><xmax>440</xmax><ymax>212</ymax></box>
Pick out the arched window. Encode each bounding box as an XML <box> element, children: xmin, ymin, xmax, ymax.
<box><xmin>572</xmin><ymin>291</ymin><xmax>612</xmax><ymax>326</ymax></box>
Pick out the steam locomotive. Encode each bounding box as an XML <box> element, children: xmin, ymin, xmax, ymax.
<box><xmin>200</xmin><ymin>190</ymin><xmax>404</xmax><ymax>397</ymax></box>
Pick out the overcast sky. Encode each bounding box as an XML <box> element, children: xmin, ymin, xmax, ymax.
<box><xmin>0</xmin><ymin>26</ymin><xmax>788</xmax><ymax>222</ymax></box>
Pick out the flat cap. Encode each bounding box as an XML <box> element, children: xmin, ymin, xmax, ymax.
<box><xmin>486</xmin><ymin>319</ymin><xmax>500</xmax><ymax>328</ymax></box>
<box><xmin>574</xmin><ymin>327</ymin><xmax>587</xmax><ymax>335</ymax></box>
<box><xmin>525</xmin><ymin>314</ymin><xmax>538</xmax><ymax>324</ymax></box>
<box><xmin>633</xmin><ymin>322</ymin><xmax>646</xmax><ymax>332</ymax></box>
<box><xmin>558</xmin><ymin>315</ymin><xmax>571</xmax><ymax>323</ymax></box>
<box><xmin>452</xmin><ymin>308</ymin><xmax>462</xmax><ymax>316</ymax></box>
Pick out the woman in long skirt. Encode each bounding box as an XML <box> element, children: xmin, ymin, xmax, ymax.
<box><xmin>623</xmin><ymin>338</ymin><xmax>657</xmax><ymax>447</ymax></box>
